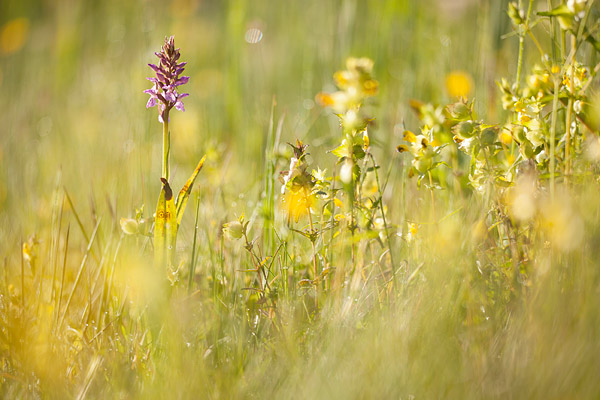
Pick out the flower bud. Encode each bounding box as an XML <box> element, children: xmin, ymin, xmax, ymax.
<box><xmin>447</xmin><ymin>102</ymin><xmax>470</xmax><ymax>120</ymax></box>
<box><xmin>413</xmin><ymin>156</ymin><xmax>433</xmax><ymax>174</ymax></box>
<box><xmin>480</xmin><ymin>128</ymin><xmax>498</xmax><ymax>146</ymax></box>
<box><xmin>507</xmin><ymin>2</ymin><xmax>525</xmax><ymax>26</ymax></box>
<box><xmin>453</xmin><ymin>121</ymin><xmax>476</xmax><ymax>139</ymax></box>
<box><xmin>120</xmin><ymin>218</ymin><xmax>139</xmax><ymax>235</ymax></box>
<box><xmin>223</xmin><ymin>221</ymin><xmax>244</xmax><ymax>240</ymax></box>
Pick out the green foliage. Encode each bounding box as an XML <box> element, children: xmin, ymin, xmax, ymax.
<box><xmin>2</xmin><ymin>0</ymin><xmax>600</xmax><ymax>398</ymax></box>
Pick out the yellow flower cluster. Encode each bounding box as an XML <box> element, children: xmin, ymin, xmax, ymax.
<box><xmin>397</xmin><ymin>129</ymin><xmax>440</xmax><ymax>175</ymax></box>
<box><xmin>316</xmin><ymin>57</ymin><xmax>378</xmax><ymax>136</ymax></box>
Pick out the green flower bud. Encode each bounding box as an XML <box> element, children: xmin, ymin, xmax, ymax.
<box><xmin>453</xmin><ymin>121</ymin><xmax>476</xmax><ymax>139</ymax></box>
<box><xmin>480</xmin><ymin>128</ymin><xmax>498</xmax><ymax>146</ymax></box>
<box><xmin>223</xmin><ymin>221</ymin><xmax>244</xmax><ymax>240</ymax></box>
<box><xmin>120</xmin><ymin>218</ymin><xmax>139</xmax><ymax>235</ymax></box>
<box><xmin>508</xmin><ymin>2</ymin><xmax>525</xmax><ymax>26</ymax></box>
<box><xmin>447</xmin><ymin>102</ymin><xmax>470</xmax><ymax>120</ymax></box>
<box><xmin>413</xmin><ymin>156</ymin><xmax>433</xmax><ymax>174</ymax></box>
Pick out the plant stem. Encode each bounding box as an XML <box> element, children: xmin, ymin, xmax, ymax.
<box><xmin>370</xmin><ymin>154</ymin><xmax>396</xmax><ymax>285</ymax></box>
<box><xmin>565</xmin><ymin>34</ymin><xmax>576</xmax><ymax>183</ymax></box>
<box><xmin>162</xmin><ymin>110</ymin><xmax>171</xmax><ymax>181</ymax></box>
<box><xmin>188</xmin><ymin>195</ymin><xmax>201</xmax><ymax>293</ymax></box>
<box><xmin>428</xmin><ymin>170</ymin><xmax>436</xmax><ymax>222</ymax></box>
<box><xmin>20</xmin><ymin>239</ymin><xmax>25</xmax><ymax>314</ymax></box>
<box><xmin>308</xmin><ymin>208</ymin><xmax>318</xmax><ymax>308</ymax></box>
<box><xmin>548</xmin><ymin>0</ymin><xmax>557</xmax><ymax>62</ymax></box>
<box><xmin>550</xmin><ymin>78</ymin><xmax>560</xmax><ymax>198</ymax></box>
<box><xmin>515</xmin><ymin>0</ymin><xmax>534</xmax><ymax>91</ymax></box>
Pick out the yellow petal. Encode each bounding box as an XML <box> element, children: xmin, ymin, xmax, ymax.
<box><xmin>403</xmin><ymin>130</ymin><xmax>417</xmax><ymax>143</ymax></box>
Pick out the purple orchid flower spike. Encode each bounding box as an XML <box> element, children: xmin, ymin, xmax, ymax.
<box><xmin>145</xmin><ymin>36</ymin><xmax>189</xmax><ymax>123</ymax></box>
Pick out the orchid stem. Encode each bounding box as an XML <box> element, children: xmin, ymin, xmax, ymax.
<box><xmin>162</xmin><ymin>110</ymin><xmax>170</xmax><ymax>182</ymax></box>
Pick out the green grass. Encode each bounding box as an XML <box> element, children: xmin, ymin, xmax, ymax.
<box><xmin>2</xmin><ymin>0</ymin><xmax>600</xmax><ymax>398</ymax></box>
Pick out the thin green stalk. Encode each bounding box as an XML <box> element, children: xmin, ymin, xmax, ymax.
<box><xmin>370</xmin><ymin>154</ymin><xmax>396</xmax><ymax>285</ymax></box>
<box><xmin>263</xmin><ymin>100</ymin><xmax>279</xmax><ymax>258</ymax></box>
<box><xmin>550</xmin><ymin>78</ymin><xmax>560</xmax><ymax>198</ymax></box>
<box><xmin>308</xmin><ymin>208</ymin><xmax>318</xmax><ymax>307</ymax></box>
<box><xmin>162</xmin><ymin>111</ymin><xmax>170</xmax><ymax>181</ymax></box>
<box><xmin>54</xmin><ymin>225</ymin><xmax>70</xmax><ymax>331</ymax></box>
<box><xmin>329</xmin><ymin>161</ymin><xmax>336</xmax><ymax>289</ymax></box>
<box><xmin>58</xmin><ymin>219</ymin><xmax>101</xmax><ymax>332</ymax></box>
<box><xmin>349</xmin><ymin>175</ymin><xmax>356</xmax><ymax>274</ymax></box>
<box><xmin>64</xmin><ymin>188</ymin><xmax>99</xmax><ymax>263</ymax></box>
<box><xmin>347</xmin><ymin>135</ymin><xmax>357</xmax><ymax>275</ymax></box>
<box><xmin>515</xmin><ymin>0</ymin><xmax>535</xmax><ymax>90</ymax></box>
<box><xmin>428</xmin><ymin>170</ymin><xmax>436</xmax><ymax>222</ymax></box>
<box><xmin>548</xmin><ymin>0</ymin><xmax>557</xmax><ymax>62</ymax></box>
<box><xmin>50</xmin><ymin>195</ymin><xmax>65</xmax><ymax>303</ymax></box>
<box><xmin>565</xmin><ymin>35</ymin><xmax>576</xmax><ymax>182</ymax></box>
<box><xmin>188</xmin><ymin>195</ymin><xmax>201</xmax><ymax>293</ymax></box>
<box><xmin>20</xmin><ymin>239</ymin><xmax>25</xmax><ymax>314</ymax></box>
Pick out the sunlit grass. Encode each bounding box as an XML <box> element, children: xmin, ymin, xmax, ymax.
<box><xmin>1</xmin><ymin>0</ymin><xmax>600</xmax><ymax>398</ymax></box>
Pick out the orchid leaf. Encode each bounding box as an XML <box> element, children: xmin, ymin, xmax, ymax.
<box><xmin>154</xmin><ymin>178</ymin><xmax>178</xmax><ymax>268</ymax></box>
<box><xmin>176</xmin><ymin>155</ymin><xmax>207</xmax><ymax>226</ymax></box>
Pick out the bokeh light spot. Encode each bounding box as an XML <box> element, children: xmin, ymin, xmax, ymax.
<box><xmin>1</xmin><ymin>18</ymin><xmax>30</xmax><ymax>55</ymax></box>
<box><xmin>445</xmin><ymin>70</ymin><xmax>473</xmax><ymax>98</ymax></box>
<box><xmin>245</xmin><ymin>28</ymin><xmax>263</xmax><ymax>44</ymax></box>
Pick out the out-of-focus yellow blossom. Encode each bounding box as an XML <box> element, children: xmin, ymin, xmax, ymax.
<box><xmin>282</xmin><ymin>186</ymin><xmax>316</xmax><ymax>223</ymax></box>
<box><xmin>445</xmin><ymin>70</ymin><xmax>473</xmax><ymax>98</ymax></box>
<box><xmin>505</xmin><ymin>176</ymin><xmax>538</xmax><ymax>222</ymax></box>
<box><xmin>317</xmin><ymin>57</ymin><xmax>378</xmax><ymax>138</ymax></box>
<box><xmin>525</xmin><ymin>66</ymin><xmax>553</xmax><ymax>99</ymax></box>
<box><xmin>397</xmin><ymin>128</ymin><xmax>443</xmax><ymax>176</ymax></box>
<box><xmin>562</xmin><ymin>62</ymin><xmax>589</xmax><ymax>94</ymax></box>
<box><xmin>0</xmin><ymin>18</ymin><xmax>30</xmax><ymax>55</ymax></box>
<box><xmin>540</xmin><ymin>193</ymin><xmax>584</xmax><ymax>252</ymax></box>
<box><xmin>22</xmin><ymin>236</ymin><xmax>38</xmax><ymax>263</ymax></box>
<box><xmin>404</xmin><ymin>222</ymin><xmax>418</xmax><ymax>243</ymax></box>
<box><xmin>499</xmin><ymin>129</ymin><xmax>513</xmax><ymax>145</ymax></box>
<box><xmin>280</xmin><ymin>140</ymin><xmax>317</xmax><ymax>223</ymax></box>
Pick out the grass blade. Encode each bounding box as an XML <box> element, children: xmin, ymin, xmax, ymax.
<box><xmin>175</xmin><ymin>155</ymin><xmax>207</xmax><ymax>226</ymax></box>
<box><xmin>57</xmin><ymin>219</ymin><xmax>101</xmax><ymax>332</ymax></box>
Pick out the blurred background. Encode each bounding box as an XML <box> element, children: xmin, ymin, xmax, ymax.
<box><xmin>0</xmin><ymin>0</ymin><xmax>515</xmax><ymax>245</ymax></box>
<box><xmin>6</xmin><ymin>2</ymin><xmax>600</xmax><ymax>398</ymax></box>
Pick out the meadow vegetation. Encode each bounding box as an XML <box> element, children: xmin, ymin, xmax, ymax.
<box><xmin>2</xmin><ymin>0</ymin><xmax>600</xmax><ymax>398</ymax></box>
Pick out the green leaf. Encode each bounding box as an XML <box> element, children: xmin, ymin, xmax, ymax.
<box><xmin>176</xmin><ymin>155</ymin><xmax>207</xmax><ymax>226</ymax></box>
<box><xmin>330</xmin><ymin>142</ymin><xmax>350</xmax><ymax>159</ymax></box>
<box><xmin>154</xmin><ymin>178</ymin><xmax>178</xmax><ymax>268</ymax></box>
<box><xmin>494</xmin><ymin>176</ymin><xmax>514</xmax><ymax>188</ymax></box>
<box><xmin>584</xmin><ymin>30</ymin><xmax>600</xmax><ymax>53</ymax></box>
<box><xmin>352</xmin><ymin>144</ymin><xmax>366</xmax><ymax>160</ymax></box>
<box><xmin>537</xmin><ymin>4</ymin><xmax>571</xmax><ymax>17</ymax></box>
